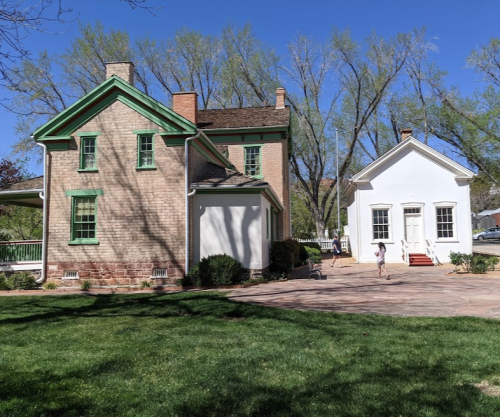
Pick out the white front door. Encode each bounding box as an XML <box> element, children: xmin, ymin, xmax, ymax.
<box><xmin>405</xmin><ymin>213</ymin><xmax>424</xmax><ymax>253</ymax></box>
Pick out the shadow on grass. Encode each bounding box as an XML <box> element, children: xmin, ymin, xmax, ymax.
<box><xmin>0</xmin><ymin>293</ymin><xmax>499</xmax><ymax>416</ymax></box>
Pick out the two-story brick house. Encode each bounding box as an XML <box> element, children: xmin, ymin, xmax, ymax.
<box><xmin>0</xmin><ymin>62</ymin><xmax>292</xmax><ymax>287</ymax></box>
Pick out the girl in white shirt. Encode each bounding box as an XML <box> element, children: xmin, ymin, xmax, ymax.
<box><xmin>375</xmin><ymin>242</ymin><xmax>390</xmax><ymax>280</ymax></box>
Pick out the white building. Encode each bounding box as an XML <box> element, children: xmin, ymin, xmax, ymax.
<box><xmin>346</xmin><ymin>136</ymin><xmax>474</xmax><ymax>265</ymax></box>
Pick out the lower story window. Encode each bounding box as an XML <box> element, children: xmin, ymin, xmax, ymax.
<box><xmin>437</xmin><ymin>207</ymin><xmax>454</xmax><ymax>238</ymax></box>
<box><xmin>73</xmin><ymin>197</ymin><xmax>96</xmax><ymax>240</ymax></box>
<box><xmin>66</xmin><ymin>189</ymin><xmax>103</xmax><ymax>245</ymax></box>
<box><xmin>373</xmin><ymin>209</ymin><xmax>389</xmax><ymax>240</ymax></box>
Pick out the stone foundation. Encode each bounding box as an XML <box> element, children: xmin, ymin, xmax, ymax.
<box><xmin>46</xmin><ymin>260</ymin><xmax>185</xmax><ymax>287</ymax></box>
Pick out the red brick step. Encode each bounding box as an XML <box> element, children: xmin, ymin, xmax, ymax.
<box><xmin>408</xmin><ymin>253</ymin><xmax>434</xmax><ymax>266</ymax></box>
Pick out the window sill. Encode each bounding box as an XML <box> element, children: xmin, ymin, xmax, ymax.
<box><xmin>77</xmin><ymin>169</ymin><xmax>98</xmax><ymax>173</ymax></box>
<box><xmin>62</xmin><ymin>277</ymin><xmax>79</xmax><ymax>280</ymax></box>
<box><xmin>136</xmin><ymin>167</ymin><xmax>157</xmax><ymax>171</ymax></box>
<box><xmin>68</xmin><ymin>239</ymin><xmax>99</xmax><ymax>245</ymax></box>
<box><xmin>371</xmin><ymin>240</ymin><xmax>394</xmax><ymax>244</ymax></box>
<box><xmin>435</xmin><ymin>240</ymin><xmax>459</xmax><ymax>243</ymax></box>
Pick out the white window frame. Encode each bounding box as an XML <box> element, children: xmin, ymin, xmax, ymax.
<box><xmin>369</xmin><ymin>204</ymin><xmax>393</xmax><ymax>243</ymax></box>
<box><xmin>433</xmin><ymin>202</ymin><xmax>458</xmax><ymax>242</ymax></box>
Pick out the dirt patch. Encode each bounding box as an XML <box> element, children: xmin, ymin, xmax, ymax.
<box><xmin>474</xmin><ymin>380</ymin><xmax>500</xmax><ymax>397</ymax></box>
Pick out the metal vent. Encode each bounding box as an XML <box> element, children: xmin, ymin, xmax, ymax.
<box><xmin>152</xmin><ymin>269</ymin><xmax>167</xmax><ymax>278</ymax></box>
<box><xmin>63</xmin><ymin>270</ymin><xmax>79</xmax><ymax>279</ymax></box>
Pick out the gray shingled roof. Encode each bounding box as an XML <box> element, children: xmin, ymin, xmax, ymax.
<box><xmin>192</xmin><ymin>163</ymin><xmax>269</xmax><ymax>187</ymax></box>
<box><xmin>0</xmin><ymin>176</ymin><xmax>43</xmax><ymax>191</ymax></box>
<box><xmin>197</xmin><ymin>106</ymin><xmax>290</xmax><ymax>130</ymax></box>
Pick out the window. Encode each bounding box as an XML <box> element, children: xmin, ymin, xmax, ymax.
<box><xmin>404</xmin><ymin>208</ymin><xmax>421</xmax><ymax>214</ymax></box>
<box><xmin>66</xmin><ymin>189</ymin><xmax>103</xmax><ymax>245</ymax></box>
<box><xmin>243</xmin><ymin>145</ymin><xmax>263</xmax><ymax>178</ymax></box>
<box><xmin>266</xmin><ymin>208</ymin><xmax>269</xmax><ymax>239</ymax></box>
<box><xmin>436</xmin><ymin>207</ymin><xmax>454</xmax><ymax>238</ymax></box>
<box><xmin>80</xmin><ymin>137</ymin><xmax>97</xmax><ymax>170</ymax></box>
<box><xmin>138</xmin><ymin>135</ymin><xmax>154</xmax><ymax>168</ymax></box>
<box><xmin>373</xmin><ymin>209</ymin><xmax>389</xmax><ymax>240</ymax></box>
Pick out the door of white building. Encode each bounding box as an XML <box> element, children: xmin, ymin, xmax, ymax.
<box><xmin>404</xmin><ymin>208</ymin><xmax>424</xmax><ymax>253</ymax></box>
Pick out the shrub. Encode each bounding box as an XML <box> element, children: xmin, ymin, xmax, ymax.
<box><xmin>0</xmin><ymin>273</ymin><xmax>11</xmax><ymax>290</ymax></box>
<box><xmin>305</xmin><ymin>246</ymin><xmax>322</xmax><ymax>264</ymax></box>
<box><xmin>197</xmin><ymin>254</ymin><xmax>245</xmax><ymax>286</ymax></box>
<box><xmin>8</xmin><ymin>271</ymin><xmax>37</xmax><ymax>290</ymax></box>
<box><xmin>263</xmin><ymin>271</ymin><xmax>286</xmax><ymax>281</ymax></box>
<box><xmin>181</xmin><ymin>264</ymin><xmax>200</xmax><ymax>287</ymax></box>
<box><xmin>298</xmin><ymin>242</ymin><xmax>322</xmax><ymax>265</ymax></box>
<box><xmin>43</xmin><ymin>282</ymin><xmax>57</xmax><ymax>290</ymax></box>
<box><xmin>270</xmin><ymin>240</ymin><xmax>296</xmax><ymax>273</ymax></box>
<box><xmin>141</xmin><ymin>280</ymin><xmax>151</xmax><ymax>288</ymax></box>
<box><xmin>487</xmin><ymin>256</ymin><xmax>499</xmax><ymax>271</ymax></box>
<box><xmin>471</xmin><ymin>255</ymin><xmax>488</xmax><ymax>274</ymax></box>
<box><xmin>81</xmin><ymin>280</ymin><xmax>92</xmax><ymax>290</ymax></box>
<box><xmin>449</xmin><ymin>251</ymin><xmax>473</xmax><ymax>273</ymax></box>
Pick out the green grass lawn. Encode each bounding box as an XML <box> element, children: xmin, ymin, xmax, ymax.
<box><xmin>1</xmin><ymin>292</ymin><xmax>500</xmax><ymax>416</ymax></box>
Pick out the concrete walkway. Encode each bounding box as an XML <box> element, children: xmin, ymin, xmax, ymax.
<box><xmin>228</xmin><ymin>256</ymin><xmax>500</xmax><ymax>319</ymax></box>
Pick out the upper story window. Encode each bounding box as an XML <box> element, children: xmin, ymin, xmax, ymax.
<box><xmin>138</xmin><ymin>135</ymin><xmax>155</xmax><ymax>169</ymax></box>
<box><xmin>80</xmin><ymin>137</ymin><xmax>97</xmax><ymax>171</ymax></box>
<box><xmin>243</xmin><ymin>145</ymin><xmax>263</xmax><ymax>178</ymax></box>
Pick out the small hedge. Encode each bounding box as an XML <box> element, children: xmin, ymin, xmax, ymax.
<box><xmin>0</xmin><ymin>272</ymin><xmax>38</xmax><ymax>290</ymax></box>
<box><xmin>450</xmin><ymin>251</ymin><xmax>499</xmax><ymax>274</ymax></box>
<box><xmin>305</xmin><ymin>246</ymin><xmax>322</xmax><ymax>264</ymax></box>
<box><xmin>299</xmin><ymin>242</ymin><xmax>322</xmax><ymax>265</ymax></box>
<box><xmin>270</xmin><ymin>240</ymin><xmax>297</xmax><ymax>273</ymax></box>
<box><xmin>182</xmin><ymin>254</ymin><xmax>245</xmax><ymax>287</ymax></box>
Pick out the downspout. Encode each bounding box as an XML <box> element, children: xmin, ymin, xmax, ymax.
<box><xmin>185</xmin><ymin>130</ymin><xmax>201</xmax><ymax>274</ymax></box>
<box><xmin>36</xmin><ymin>140</ymin><xmax>47</xmax><ymax>284</ymax></box>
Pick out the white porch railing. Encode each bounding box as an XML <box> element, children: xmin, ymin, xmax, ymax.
<box><xmin>425</xmin><ymin>239</ymin><xmax>439</xmax><ymax>265</ymax></box>
<box><xmin>401</xmin><ymin>239</ymin><xmax>409</xmax><ymax>265</ymax></box>
<box><xmin>298</xmin><ymin>237</ymin><xmax>350</xmax><ymax>253</ymax></box>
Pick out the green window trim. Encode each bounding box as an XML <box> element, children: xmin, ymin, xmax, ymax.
<box><xmin>66</xmin><ymin>189</ymin><xmax>103</xmax><ymax>245</ymax></box>
<box><xmin>133</xmin><ymin>129</ymin><xmax>159</xmax><ymax>134</ymax></box>
<box><xmin>75</xmin><ymin>131</ymin><xmax>101</xmax><ymax>137</ymax></box>
<box><xmin>137</xmin><ymin>134</ymin><xmax>155</xmax><ymax>169</ymax></box>
<box><xmin>68</xmin><ymin>196</ymin><xmax>100</xmax><ymax>245</ymax></box>
<box><xmin>266</xmin><ymin>208</ymin><xmax>269</xmax><ymax>239</ymax></box>
<box><xmin>79</xmin><ymin>136</ymin><xmax>98</xmax><ymax>171</ymax></box>
<box><xmin>242</xmin><ymin>144</ymin><xmax>264</xmax><ymax>179</ymax></box>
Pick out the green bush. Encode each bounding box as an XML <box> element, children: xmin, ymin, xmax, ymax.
<box><xmin>287</xmin><ymin>239</ymin><xmax>301</xmax><ymax>267</ymax></box>
<box><xmin>471</xmin><ymin>255</ymin><xmax>488</xmax><ymax>274</ymax></box>
<box><xmin>197</xmin><ymin>254</ymin><xmax>245</xmax><ymax>286</ymax></box>
<box><xmin>0</xmin><ymin>273</ymin><xmax>11</xmax><ymax>290</ymax></box>
<box><xmin>141</xmin><ymin>280</ymin><xmax>151</xmax><ymax>288</ymax></box>
<box><xmin>298</xmin><ymin>242</ymin><xmax>322</xmax><ymax>265</ymax></box>
<box><xmin>449</xmin><ymin>251</ymin><xmax>473</xmax><ymax>273</ymax></box>
<box><xmin>305</xmin><ymin>246</ymin><xmax>322</xmax><ymax>264</ymax></box>
<box><xmin>43</xmin><ymin>282</ymin><xmax>57</xmax><ymax>290</ymax></box>
<box><xmin>81</xmin><ymin>280</ymin><xmax>92</xmax><ymax>290</ymax></box>
<box><xmin>487</xmin><ymin>256</ymin><xmax>499</xmax><ymax>271</ymax></box>
<box><xmin>181</xmin><ymin>264</ymin><xmax>200</xmax><ymax>287</ymax></box>
<box><xmin>7</xmin><ymin>271</ymin><xmax>37</xmax><ymax>290</ymax></box>
<box><xmin>270</xmin><ymin>240</ymin><xmax>296</xmax><ymax>273</ymax></box>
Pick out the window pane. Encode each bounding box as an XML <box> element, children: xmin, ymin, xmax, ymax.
<box><xmin>436</xmin><ymin>207</ymin><xmax>454</xmax><ymax>239</ymax></box>
<box><xmin>73</xmin><ymin>197</ymin><xmax>96</xmax><ymax>240</ymax></box>
<box><xmin>82</xmin><ymin>138</ymin><xmax>96</xmax><ymax>169</ymax></box>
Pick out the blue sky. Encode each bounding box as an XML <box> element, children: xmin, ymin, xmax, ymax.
<box><xmin>1</xmin><ymin>0</ymin><xmax>499</xmax><ymax>175</ymax></box>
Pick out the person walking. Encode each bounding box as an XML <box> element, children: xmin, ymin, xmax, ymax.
<box><xmin>375</xmin><ymin>242</ymin><xmax>389</xmax><ymax>280</ymax></box>
<box><xmin>329</xmin><ymin>235</ymin><xmax>342</xmax><ymax>268</ymax></box>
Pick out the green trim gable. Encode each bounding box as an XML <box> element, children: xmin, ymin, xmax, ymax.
<box><xmin>33</xmin><ymin>76</ymin><xmax>197</xmax><ymax>140</ymax></box>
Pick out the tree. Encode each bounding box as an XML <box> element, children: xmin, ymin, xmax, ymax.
<box><xmin>0</xmin><ymin>0</ymin><xmax>158</xmax><ymax>84</ymax></box>
<box><xmin>0</xmin><ymin>158</ymin><xmax>23</xmax><ymax>188</ymax></box>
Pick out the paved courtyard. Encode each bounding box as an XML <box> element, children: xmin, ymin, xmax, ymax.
<box><xmin>228</xmin><ymin>256</ymin><xmax>500</xmax><ymax>319</ymax></box>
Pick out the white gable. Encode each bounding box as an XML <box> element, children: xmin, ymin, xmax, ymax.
<box><xmin>351</xmin><ymin>137</ymin><xmax>474</xmax><ymax>183</ymax></box>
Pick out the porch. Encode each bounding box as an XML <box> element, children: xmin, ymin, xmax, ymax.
<box><xmin>0</xmin><ymin>241</ymin><xmax>42</xmax><ymax>272</ymax></box>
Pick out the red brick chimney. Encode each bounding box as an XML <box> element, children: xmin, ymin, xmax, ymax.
<box><xmin>276</xmin><ymin>88</ymin><xmax>286</xmax><ymax>109</ymax></box>
<box><xmin>172</xmin><ymin>92</ymin><xmax>198</xmax><ymax>125</ymax></box>
<box><xmin>106</xmin><ymin>62</ymin><xmax>134</xmax><ymax>85</ymax></box>
<box><xmin>401</xmin><ymin>128</ymin><xmax>413</xmax><ymax>141</ymax></box>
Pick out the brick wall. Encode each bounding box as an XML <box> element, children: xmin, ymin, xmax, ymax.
<box><xmin>46</xmin><ymin>100</ymin><xmax>193</xmax><ymax>285</ymax></box>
